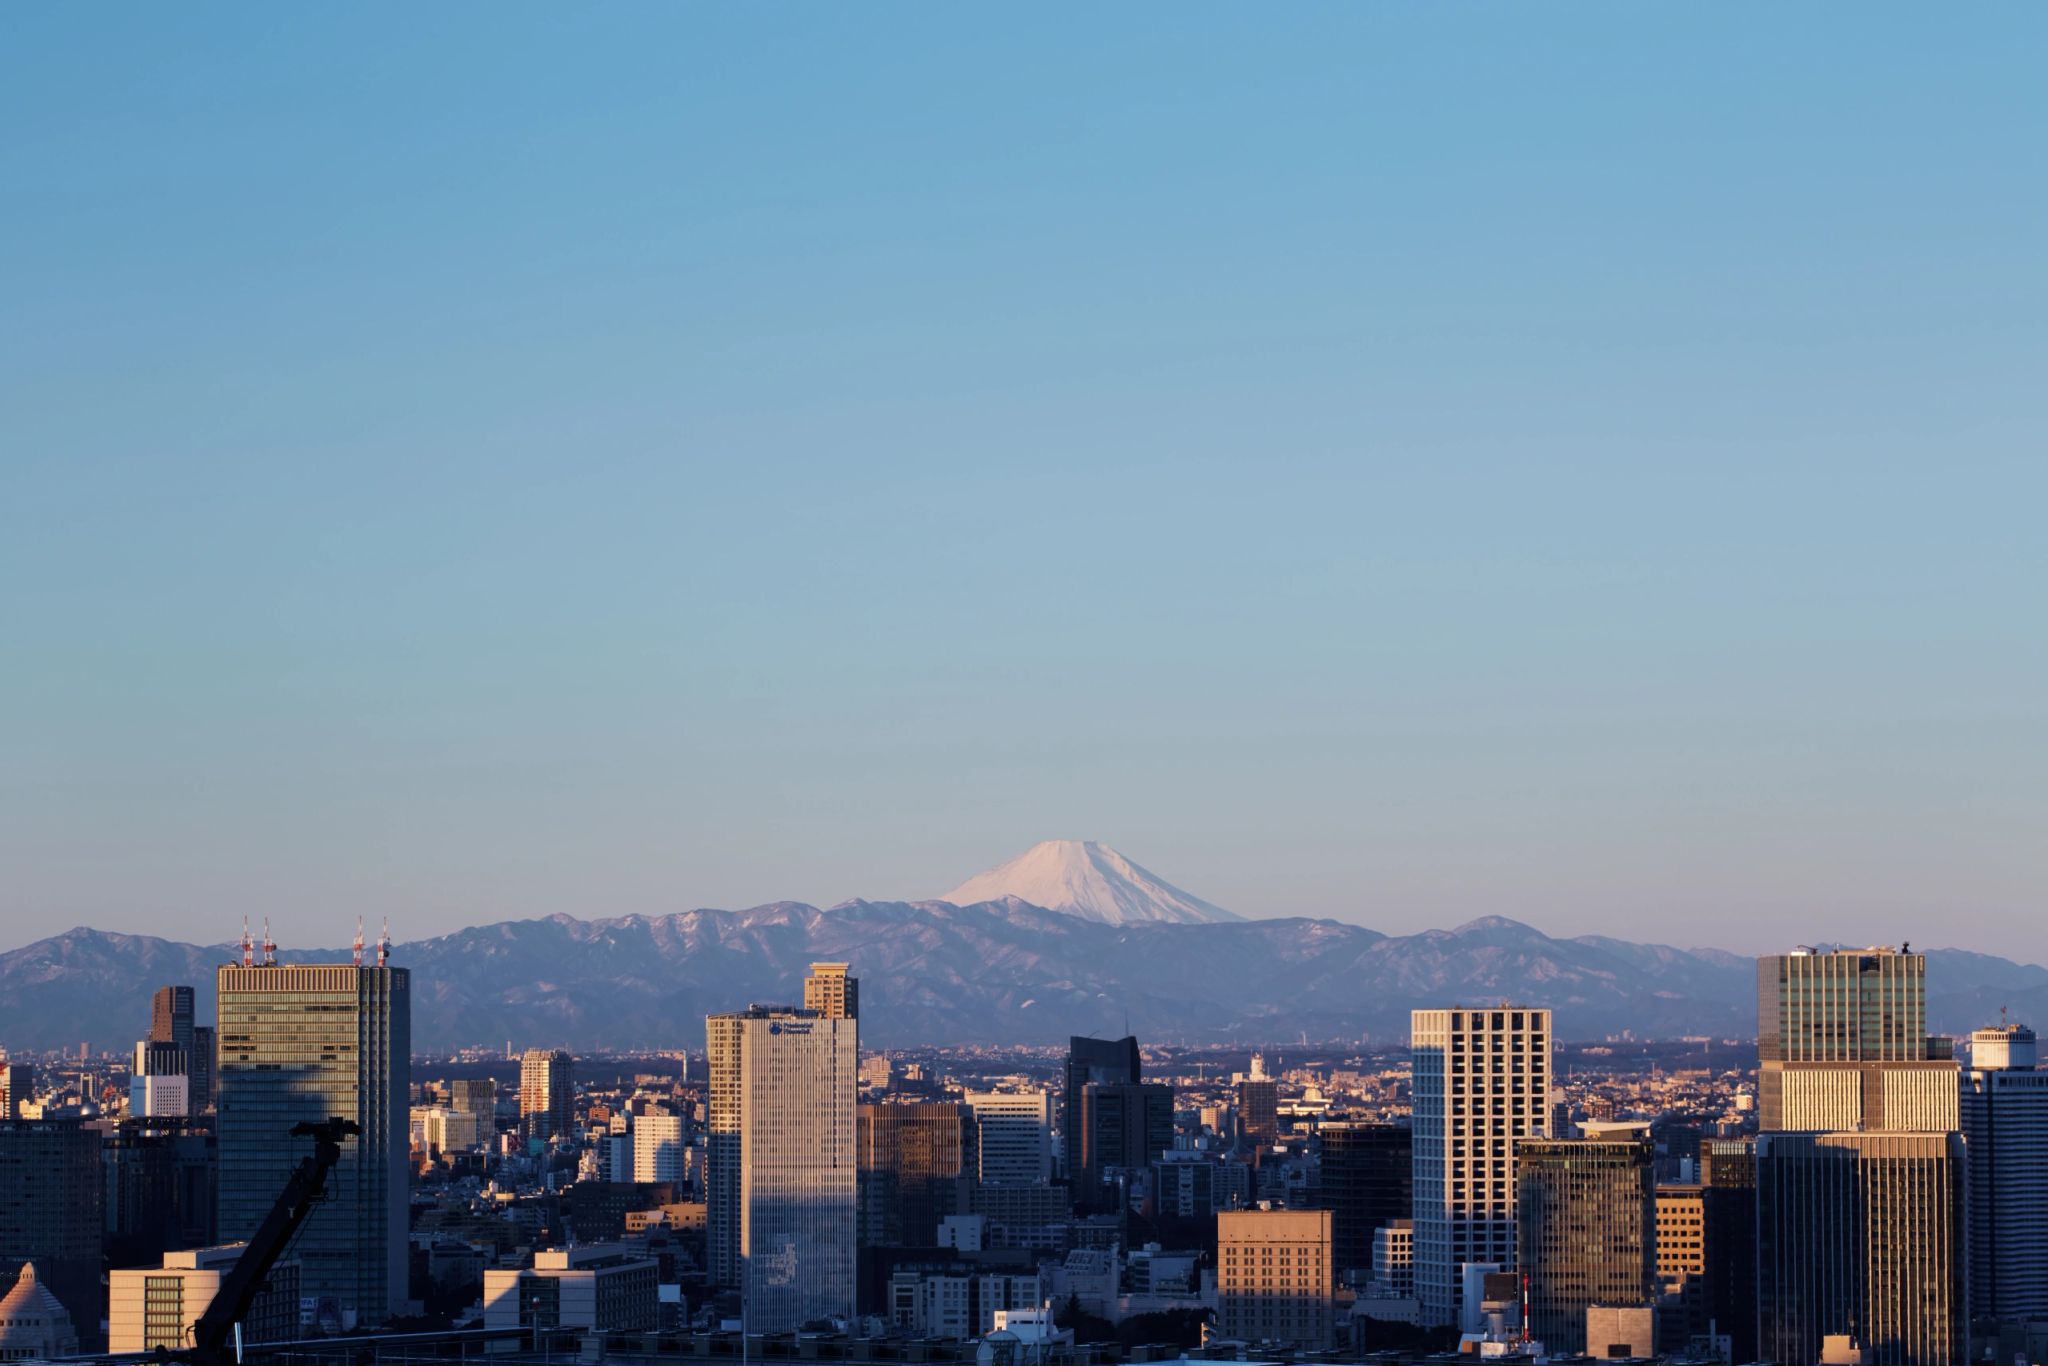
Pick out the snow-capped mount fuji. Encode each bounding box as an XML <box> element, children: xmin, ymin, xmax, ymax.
<box><xmin>938</xmin><ymin>840</ymin><xmax>1244</xmax><ymax>925</ymax></box>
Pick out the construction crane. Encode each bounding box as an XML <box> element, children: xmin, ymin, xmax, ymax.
<box><xmin>161</xmin><ymin>1117</ymin><xmax>360</xmax><ymax>1366</ymax></box>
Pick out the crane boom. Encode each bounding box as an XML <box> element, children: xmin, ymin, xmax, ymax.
<box><xmin>173</xmin><ymin>1117</ymin><xmax>360</xmax><ymax>1366</ymax></box>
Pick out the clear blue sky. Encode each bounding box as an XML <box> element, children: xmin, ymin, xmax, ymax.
<box><xmin>4</xmin><ymin>5</ymin><xmax>2043</xmax><ymax>956</ymax></box>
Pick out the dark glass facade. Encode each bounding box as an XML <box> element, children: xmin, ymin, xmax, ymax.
<box><xmin>1515</xmin><ymin>1133</ymin><xmax>1655</xmax><ymax>1355</ymax></box>
<box><xmin>1756</xmin><ymin>1131</ymin><xmax>1965</xmax><ymax>1366</ymax></box>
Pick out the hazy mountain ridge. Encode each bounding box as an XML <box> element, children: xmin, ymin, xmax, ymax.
<box><xmin>5</xmin><ymin>904</ymin><xmax>2045</xmax><ymax>1051</ymax></box>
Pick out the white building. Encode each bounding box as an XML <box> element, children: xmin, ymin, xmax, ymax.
<box><xmin>1411</xmin><ymin>1006</ymin><xmax>1552</xmax><ymax>1325</ymax></box>
<box><xmin>109</xmin><ymin>1245</ymin><xmax>301</xmax><ymax>1353</ymax></box>
<box><xmin>481</xmin><ymin>1246</ymin><xmax>659</xmax><ymax>1333</ymax></box>
<box><xmin>888</xmin><ymin>1269</ymin><xmax>1044</xmax><ymax>1338</ymax></box>
<box><xmin>964</xmin><ymin>1090</ymin><xmax>1054</xmax><ymax>1185</ymax></box>
<box><xmin>411</xmin><ymin>1106</ymin><xmax>485</xmax><ymax>1155</ymax></box>
<box><xmin>1373</xmin><ymin>1218</ymin><xmax>1415</xmax><ymax>1297</ymax></box>
<box><xmin>705</xmin><ymin>992</ymin><xmax>858</xmax><ymax>1332</ymax></box>
<box><xmin>129</xmin><ymin>1072</ymin><xmax>189</xmax><ymax>1120</ymax></box>
<box><xmin>1963</xmin><ymin>1022</ymin><xmax>2048</xmax><ymax>1322</ymax></box>
<box><xmin>0</xmin><ymin>1264</ymin><xmax>79</xmax><ymax>1361</ymax></box>
<box><xmin>634</xmin><ymin>1111</ymin><xmax>687</xmax><ymax>1184</ymax></box>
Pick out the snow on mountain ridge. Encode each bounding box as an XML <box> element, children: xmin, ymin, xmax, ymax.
<box><xmin>938</xmin><ymin>840</ymin><xmax>1243</xmax><ymax>925</ymax></box>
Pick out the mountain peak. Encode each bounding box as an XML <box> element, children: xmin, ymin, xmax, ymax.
<box><xmin>1450</xmin><ymin>915</ymin><xmax>1543</xmax><ymax>937</ymax></box>
<box><xmin>938</xmin><ymin>840</ymin><xmax>1243</xmax><ymax>926</ymax></box>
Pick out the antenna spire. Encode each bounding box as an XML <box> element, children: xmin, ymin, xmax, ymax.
<box><xmin>377</xmin><ymin>917</ymin><xmax>391</xmax><ymax>967</ymax></box>
<box><xmin>240</xmin><ymin>917</ymin><xmax>253</xmax><ymax>968</ymax></box>
<box><xmin>352</xmin><ymin>916</ymin><xmax>365</xmax><ymax>968</ymax></box>
<box><xmin>261</xmin><ymin>917</ymin><xmax>277</xmax><ymax>967</ymax></box>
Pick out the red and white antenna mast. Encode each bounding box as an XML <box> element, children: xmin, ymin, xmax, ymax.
<box><xmin>261</xmin><ymin>917</ymin><xmax>277</xmax><ymax>967</ymax></box>
<box><xmin>240</xmin><ymin>917</ymin><xmax>253</xmax><ymax>968</ymax></box>
<box><xmin>353</xmin><ymin>917</ymin><xmax>365</xmax><ymax>968</ymax></box>
<box><xmin>377</xmin><ymin>917</ymin><xmax>391</xmax><ymax>967</ymax></box>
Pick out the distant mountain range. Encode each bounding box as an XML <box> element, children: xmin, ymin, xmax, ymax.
<box><xmin>4</xmin><ymin>900</ymin><xmax>2044</xmax><ymax>1052</ymax></box>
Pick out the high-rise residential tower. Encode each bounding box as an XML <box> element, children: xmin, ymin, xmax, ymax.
<box><xmin>216</xmin><ymin>959</ymin><xmax>410</xmax><ymax>1325</ymax></box>
<box><xmin>804</xmin><ymin>962</ymin><xmax>859</xmax><ymax>1020</ymax></box>
<box><xmin>519</xmin><ymin>1049</ymin><xmax>575</xmax><ymax>1143</ymax></box>
<box><xmin>1757</xmin><ymin>946</ymin><xmax>1958</xmax><ymax>1132</ymax></box>
<box><xmin>1515</xmin><ymin>1125</ymin><xmax>1655</xmax><ymax>1354</ymax></box>
<box><xmin>1961</xmin><ymin>1022</ymin><xmax>2048</xmax><ymax>1322</ymax></box>
<box><xmin>1410</xmin><ymin>1006</ymin><xmax>1552</xmax><ymax>1326</ymax></box>
<box><xmin>706</xmin><ymin>998</ymin><xmax>858</xmax><ymax>1330</ymax></box>
<box><xmin>1755</xmin><ymin>1131</ymin><xmax>1965</xmax><ymax>1366</ymax></box>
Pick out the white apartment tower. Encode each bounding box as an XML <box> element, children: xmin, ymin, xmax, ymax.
<box><xmin>634</xmin><ymin>1110</ymin><xmax>687</xmax><ymax>1185</ymax></box>
<box><xmin>706</xmin><ymin>996</ymin><xmax>858</xmax><ymax>1331</ymax></box>
<box><xmin>1410</xmin><ymin>1005</ymin><xmax>1552</xmax><ymax>1326</ymax></box>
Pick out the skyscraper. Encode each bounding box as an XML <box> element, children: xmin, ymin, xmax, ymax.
<box><xmin>216</xmin><ymin>959</ymin><xmax>409</xmax><ymax>1325</ymax></box>
<box><xmin>1756</xmin><ymin>1131</ymin><xmax>1965</xmax><ymax>1366</ymax></box>
<box><xmin>151</xmin><ymin>984</ymin><xmax>195</xmax><ymax>1054</ymax></box>
<box><xmin>1698</xmin><ymin>1138</ymin><xmax>1758</xmax><ymax>1364</ymax></box>
<box><xmin>1961</xmin><ymin>1022</ymin><xmax>2048</xmax><ymax>1322</ymax></box>
<box><xmin>1070</xmin><ymin>1080</ymin><xmax>1174</xmax><ymax>1206</ymax></box>
<box><xmin>1063</xmin><ymin>1034</ymin><xmax>1140</xmax><ymax>1176</ymax></box>
<box><xmin>1237</xmin><ymin>1078</ymin><xmax>1279</xmax><ymax>1145</ymax></box>
<box><xmin>1410</xmin><ymin>1006</ymin><xmax>1552</xmax><ymax>1326</ymax></box>
<box><xmin>148</xmin><ymin>984</ymin><xmax>209</xmax><ymax>1114</ymax></box>
<box><xmin>706</xmin><ymin>1000</ymin><xmax>858</xmax><ymax>1330</ymax></box>
<box><xmin>191</xmin><ymin>1026</ymin><xmax>215</xmax><ymax>1112</ymax></box>
<box><xmin>520</xmin><ymin>1049</ymin><xmax>575</xmax><ymax>1143</ymax></box>
<box><xmin>1757</xmin><ymin>946</ymin><xmax>1958</xmax><ymax>1132</ymax></box>
<box><xmin>1515</xmin><ymin>1126</ymin><xmax>1655</xmax><ymax>1355</ymax></box>
<box><xmin>1316</xmin><ymin>1122</ymin><xmax>1412</xmax><ymax>1284</ymax></box>
<box><xmin>804</xmin><ymin>962</ymin><xmax>859</xmax><ymax>1020</ymax></box>
<box><xmin>858</xmin><ymin>1100</ymin><xmax>976</xmax><ymax>1246</ymax></box>
<box><xmin>963</xmin><ymin>1090</ymin><xmax>1054</xmax><ymax>1185</ymax></box>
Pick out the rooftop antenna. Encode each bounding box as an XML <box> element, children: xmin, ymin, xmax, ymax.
<box><xmin>240</xmin><ymin>917</ymin><xmax>254</xmax><ymax>968</ymax></box>
<box><xmin>352</xmin><ymin>917</ymin><xmax>365</xmax><ymax>968</ymax></box>
<box><xmin>261</xmin><ymin>917</ymin><xmax>277</xmax><ymax>967</ymax></box>
<box><xmin>377</xmin><ymin>917</ymin><xmax>391</xmax><ymax>967</ymax></box>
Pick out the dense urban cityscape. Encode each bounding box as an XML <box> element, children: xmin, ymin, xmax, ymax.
<box><xmin>8</xmin><ymin>8</ymin><xmax>2040</xmax><ymax>1366</ymax></box>
<box><xmin>3</xmin><ymin>929</ymin><xmax>2045</xmax><ymax>1366</ymax></box>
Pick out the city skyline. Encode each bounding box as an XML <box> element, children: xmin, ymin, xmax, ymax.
<box><xmin>3</xmin><ymin>6</ymin><xmax>2044</xmax><ymax>1363</ymax></box>
<box><xmin>5</xmin><ymin>6</ymin><xmax>2045</xmax><ymax>957</ymax></box>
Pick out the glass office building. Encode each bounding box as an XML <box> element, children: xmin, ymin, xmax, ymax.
<box><xmin>216</xmin><ymin>963</ymin><xmax>410</xmax><ymax>1325</ymax></box>
<box><xmin>1515</xmin><ymin>1129</ymin><xmax>1655</xmax><ymax>1354</ymax></box>
<box><xmin>706</xmin><ymin>1004</ymin><xmax>857</xmax><ymax>1331</ymax></box>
